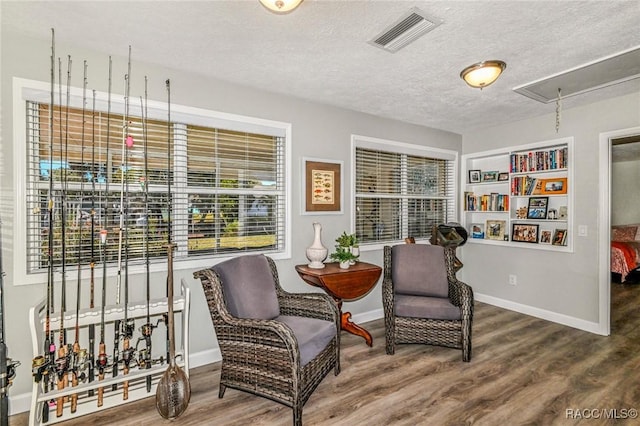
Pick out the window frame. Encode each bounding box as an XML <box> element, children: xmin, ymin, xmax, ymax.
<box><xmin>13</xmin><ymin>77</ymin><xmax>292</xmax><ymax>286</ymax></box>
<box><xmin>350</xmin><ymin>134</ymin><xmax>459</xmax><ymax>251</ymax></box>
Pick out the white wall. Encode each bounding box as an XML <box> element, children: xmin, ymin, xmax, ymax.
<box><xmin>460</xmin><ymin>92</ymin><xmax>640</xmax><ymax>328</ymax></box>
<box><xmin>611</xmin><ymin>158</ymin><xmax>640</xmax><ymax>225</ymax></box>
<box><xmin>0</xmin><ymin>31</ymin><xmax>461</xmax><ymax>405</ymax></box>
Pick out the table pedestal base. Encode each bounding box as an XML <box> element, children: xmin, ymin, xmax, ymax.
<box><xmin>341</xmin><ymin>311</ymin><xmax>372</xmax><ymax>346</ymax></box>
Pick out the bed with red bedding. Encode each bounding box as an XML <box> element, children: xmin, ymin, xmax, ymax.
<box><xmin>611</xmin><ymin>224</ymin><xmax>640</xmax><ymax>282</ymax></box>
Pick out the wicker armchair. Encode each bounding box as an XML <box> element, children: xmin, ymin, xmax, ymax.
<box><xmin>382</xmin><ymin>244</ymin><xmax>474</xmax><ymax>362</ymax></box>
<box><xmin>194</xmin><ymin>254</ymin><xmax>340</xmax><ymax>426</ymax></box>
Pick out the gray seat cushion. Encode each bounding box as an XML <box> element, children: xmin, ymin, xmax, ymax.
<box><xmin>212</xmin><ymin>255</ymin><xmax>280</xmax><ymax>320</ymax></box>
<box><xmin>392</xmin><ymin>244</ymin><xmax>449</xmax><ymax>298</ymax></box>
<box><xmin>276</xmin><ymin>315</ymin><xmax>336</xmax><ymax>366</ymax></box>
<box><xmin>394</xmin><ymin>294</ymin><xmax>461</xmax><ymax>320</ymax></box>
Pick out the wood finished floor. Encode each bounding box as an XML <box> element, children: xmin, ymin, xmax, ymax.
<box><xmin>10</xmin><ymin>282</ymin><xmax>640</xmax><ymax>425</ymax></box>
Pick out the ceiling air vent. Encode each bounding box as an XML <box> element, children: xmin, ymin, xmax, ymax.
<box><xmin>369</xmin><ymin>7</ymin><xmax>443</xmax><ymax>53</ymax></box>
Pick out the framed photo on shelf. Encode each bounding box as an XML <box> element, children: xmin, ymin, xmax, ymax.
<box><xmin>540</xmin><ymin>177</ymin><xmax>568</xmax><ymax>195</ymax></box>
<box><xmin>485</xmin><ymin>220</ymin><xmax>506</xmax><ymax>240</ymax></box>
<box><xmin>481</xmin><ymin>170</ymin><xmax>498</xmax><ymax>182</ymax></box>
<box><xmin>498</xmin><ymin>172</ymin><xmax>509</xmax><ymax>181</ymax></box>
<box><xmin>469</xmin><ymin>169</ymin><xmax>481</xmax><ymax>183</ymax></box>
<box><xmin>552</xmin><ymin>229</ymin><xmax>567</xmax><ymax>246</ymax></box>
<box><xmin>470</xmin><ymin>223</ymin><xmax>485</xmax><ymax>239</ymax></box>
<box><xmin>301</xmin><ymin>157</ymin><xmax>343</xmax><ymax>215</ymax></box>
<box><xmin>540</xmin><ymin>230</ymin><xmax>552</xmax><ymax>244</ymax></box>
<box><xmin>511</xmin><ymin>223</ymin><xmax>539</xmax><ymax>243</ymax></box>
<box><xmin>527</xmin><ymin>196</ymin><xmax>549</xmax><ymax>219</ymax></box>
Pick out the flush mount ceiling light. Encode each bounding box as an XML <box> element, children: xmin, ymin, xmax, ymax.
<box><xmin>460</xmin><ymin>60</ymin><xmax>507</xmax><ymax>89</ymax></box>
<box><xmin>259</xmin><ymin>0</ymin><xmax>303</xmax><ymax>14</ymax></box>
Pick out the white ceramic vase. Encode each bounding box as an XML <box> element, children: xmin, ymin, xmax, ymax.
<box><xmin>339</xmin><ymin>261</ymin><xmax>351</xmax><ymax>269</ymax></box>
<box><xmin>306</xmin><ymin>222</ymin><xmax>328</xmax><ymax>269</ymax></box>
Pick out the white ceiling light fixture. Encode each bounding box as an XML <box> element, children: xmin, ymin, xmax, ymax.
<box><xmin>259</xmin><ymin>0</ymin><xmax>303</xmax><ymax>14</ymax></box>
<box><xmin>460</xmin><ymin>60</ymin><xmax>507</xmax><ymax>89</ymax></box>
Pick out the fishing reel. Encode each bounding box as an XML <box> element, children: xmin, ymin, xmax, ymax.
<box><xmin>54</xmin><ymin>351</ymin><xmax>70</xmax><ymax>381</ymax></box>
<box><xmin>2</xmin><ymin>358</ymin><xmax>21</xmax><ymax>390</ymax></box>
<box><xmin>122</xmin><ymin>318</ymin><xmax>136</xmax><ymax>340</ymax></box>
<box><xmin>31</xmin><ymin>355</ymin><xmax>51</xmax><ymax>384</ymax></box>
<box><xmin>70</xmin><ymin>348</ymin><xmax>89</xmax><ymax>383</ymax></box>
<box><xmin>121</xmin><ymin>345</ymin><xmax>136</xmax><ymax>369</ymax></box>
<box><xmin>95</xmin><ymin>351</ymin><xmax>108</xmax><ymax>374</ymax></box>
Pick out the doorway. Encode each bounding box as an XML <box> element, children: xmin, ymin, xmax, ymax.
<box><xmin>598</xmin><ymin>126</ymin><xmax>640</xmax><ymax>336</ymax></box>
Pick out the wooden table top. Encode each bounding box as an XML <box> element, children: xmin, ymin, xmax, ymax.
<box><xmin>295</xmin><ymin>261</ymin><xmax>382</xmax><ymax>301</ymax></box>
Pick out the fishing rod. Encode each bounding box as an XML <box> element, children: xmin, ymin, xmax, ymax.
<box><xmin>55</xmin><ymin>54</ymin><xmax>73</xmax><ymax>419</ymax></box>
<box><xmin>135</xmin><ymin>77</ymin><xmax>155</xmax><ymax>393</ymax></box>
<box><xmin>121</xmin><ymin>46</ymin><xmax>136</xmax><ymax>401</ymax></box>
<box><xmin>112</xmin><ymin>45</ymin><xmax>134</xmax><ymax>394</ymax></box>
<box><xmin>87</xmin><ymin>88</ymin><xmax>97</xmax><ymax>398</ymax></box>
<box><xmin>96</xmin><ymin>56</ymin><xmax>112</xmax><ymax>408</ymax></box>
<box><xmin>31</xmin><ymin>28</ymin><xmax>56</xmax><ymax>424</ymax></box>
<box><xmin>70</xmin><ymin>60</ymin><xmax>88</xmax><ymax>414</ymax></box>
<box><xmin>156</xmin><ymin>78</ymin><xmax>191</xmax><ymax>420</ymax></box>
<box><xmin>1</xmin><ymin>218</ymin><xmax>21</xmax><ymax>426</ymax></box>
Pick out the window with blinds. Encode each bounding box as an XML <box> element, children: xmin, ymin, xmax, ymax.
<box><xmin>25</xmin><ymin>99</ymin><xmax>286</xmax><ymax>274</ymax></box>
<box><xmin>354</xmin><ymin>138</ymin><xmax>456</xmax><ymax>244</ymax></box>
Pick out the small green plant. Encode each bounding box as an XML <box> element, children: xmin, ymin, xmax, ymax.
<box><xmin>335</xmin><ymin>231</ymin><xmax>358</xmax><ymax>248</ymax></box>
<box><xmin>329</xmin><ymin>246</ymin><xmax>358</xmax><ymax>263</ymax></box>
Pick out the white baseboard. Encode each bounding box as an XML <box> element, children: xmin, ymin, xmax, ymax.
<box><xmin>351</xmin><ymin>308</ymin><xmax>383</xmax><ymax>325</ymax></box>
<box><xmin>475</xmin><ymin>292</ymin><xmax>605</xmax><ymax>335</ymax></box>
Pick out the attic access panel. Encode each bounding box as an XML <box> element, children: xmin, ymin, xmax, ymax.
<box><xmin>513</xmin><ymin>45</ymin><xmax>640</xmax><ymax>103</ymax></box>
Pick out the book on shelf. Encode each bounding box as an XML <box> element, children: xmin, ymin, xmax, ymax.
<box><xmin>464</xmin><ymin>192</ymin><xmax>509</xmax><ymax>211</ymax></box>
<box><xmin>510</xmin><ymin>147</ymin><xmax>568</xmax><ymax>173</ymax></box>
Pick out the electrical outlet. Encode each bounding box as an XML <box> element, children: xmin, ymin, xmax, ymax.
<box><xmin>508</xmin><ymin>274</ymin><xmax>517</xmax><ymax>286</ymax></box>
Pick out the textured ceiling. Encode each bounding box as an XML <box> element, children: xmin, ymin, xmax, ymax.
<box><xmin>2</xmin><ymin>0</ymin><xmax>640</xmax><ymax>135</ymax></box>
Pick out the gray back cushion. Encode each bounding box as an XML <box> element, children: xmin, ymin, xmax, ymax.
<box><xmin>212</xmin><ymin>255</ymin><xmax>280</xmax><ymax>319</ymax></box>
<box><xmin>391</xmin><ymin>244</ymin><xmax>449</xmax><ymax>298</ymax></box>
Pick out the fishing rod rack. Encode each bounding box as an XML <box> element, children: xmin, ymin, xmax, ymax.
<box><xmin>28</xmin><ymin>281</ymin><xmax>190</xmax><ymax>425</ymax></box>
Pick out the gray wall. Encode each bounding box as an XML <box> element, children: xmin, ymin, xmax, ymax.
<box><xmin>1</xmin><ymin>32</ymin><xmax>461</xmax><ymax>401</ymax></box>
<box><xmin>612</xmin><ymin>157</ymin><xmax>640</xmax><ymax>225</ymax></box>
<box><xmin>459</xmin><ymin>92</ymin><xmax>640</xmax><ymax>323</ymax></box>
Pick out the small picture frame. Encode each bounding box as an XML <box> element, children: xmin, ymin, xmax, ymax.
<box><xmin>527</xmin><ymin>196</ymin><xmax>549</xmax><ymax>219</ymax></box>
<box><xmin>485</xmin><ymin>220</ymin><xmax>506</xmax><ymax>240</ymax></box>
<box><xmin>302</xmin><ymin>157</ymin><xmax>343</xmax><ymax>214</ymax></box>
<box><xmin>468</xmin><ymin>169</ymin><xmax>481</xmax><ymax>183</ymax></box>
<box><xmin>511</xmin><ymin>223</ymin><xmax>539</xmax><ymax>243</ymax></box>
<box><xmin>498</xmin><ymin>172</ymin><xmax>509</xmax><ymax>181</ymax></box>
<box><xmin>540</xmin><ymin>230</ymin><xmax>552</xmax><ymax>244</ymax></box>
<box><xmin>540</xmin><ymin>177</ymin><xmax>567</xmax><ymax>195</ymax></box>
<box><xmin>470</xmin><ymin>223</ymin><xmax>485</xmax><ymax>239</ymax></box>
<box><xmin>481</xmin><ymin>170</ymin><xmax>498</xmax><ymax>182</ymax></box>
<box><xmin>552</xmin><ymin>229</ymin><xmax>567</xmax><ymax>246</ymax></box>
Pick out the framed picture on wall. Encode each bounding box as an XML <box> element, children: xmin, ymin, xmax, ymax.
<box><xmin>301</xmin><ymin>157</ymin><xmax>343</xmax><ymax>215</ymax></box>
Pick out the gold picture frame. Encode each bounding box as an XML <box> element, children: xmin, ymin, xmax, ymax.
<box><xmin>485</xmin><ymin>220</ymin><xmax>506</xmax><ymax>240</ymax></box>
<box><xmin>302</xmin><ymin>158</ymin><xmax>343</xmax><ymax>214</ymax></box>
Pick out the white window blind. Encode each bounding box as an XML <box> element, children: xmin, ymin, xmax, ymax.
<box><xmin>25</xmin><ymin>98</ymin><xmax>286</xmax><ymax>274</ymax></box>
<box><xmin>354</xmin><ymin>139</ymin><xmax>456</xmax><ymax>244</ymax></box>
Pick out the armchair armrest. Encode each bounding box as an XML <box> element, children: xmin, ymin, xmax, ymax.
<box><xmin>278</xmin><ymin>291</ymin><xmax>339</xmax><ymax>323</ymax></box>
